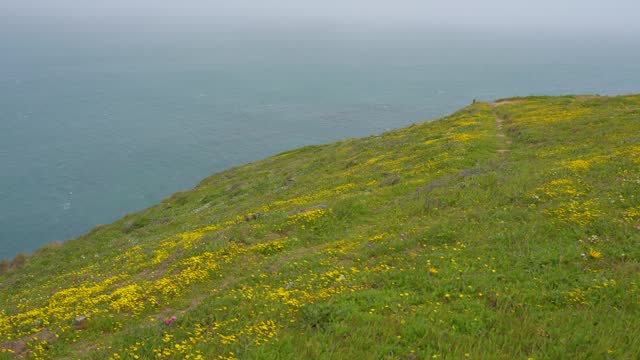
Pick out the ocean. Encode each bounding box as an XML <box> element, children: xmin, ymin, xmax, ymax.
<box><xmin>1</xmin><ymin>25</ymin><xmax>639</xmax><ymax>259</ymax></box>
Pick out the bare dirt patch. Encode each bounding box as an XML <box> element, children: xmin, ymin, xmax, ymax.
<box><xmin>1</xmin><ymin>328</ymin><xmax>57</xmax><ymax>356</ymax></box>
<box><xmin>488</xmin><ymin>99</ymin><xmax>525</xmax><ymax>107</ymax></box>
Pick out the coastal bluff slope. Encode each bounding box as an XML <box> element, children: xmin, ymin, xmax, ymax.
<box><xmin>1</xmin><ymin>95</ymin><xmax>639</xmax><ymax>359</ymax></box>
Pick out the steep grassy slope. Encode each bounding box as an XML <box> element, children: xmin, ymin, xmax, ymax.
<box><xmin>1</xmin><ymin>95</ymin><xmax>639</xmax><ymax>359</ymax></box>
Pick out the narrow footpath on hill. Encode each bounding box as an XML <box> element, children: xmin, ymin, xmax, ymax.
<box><xmin>487</xmin><ymin>101</ymin><xmax>515</xmax><ymax>164</ymax></box>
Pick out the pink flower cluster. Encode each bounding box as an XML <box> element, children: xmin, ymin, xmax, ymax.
<box><xmin>165</xmin><ymin>316</ymin><xmax>177</xmax><ymax>326</ymax></box>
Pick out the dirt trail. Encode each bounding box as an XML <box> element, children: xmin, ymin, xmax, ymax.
<box><xmin>494</xmin><ymin>116</ymin><xmax>512</xmax><ymax>152</ymax></box>
<box><xmin>488</xmin><ymin>99</ymin><xmax>525</xmax><ymax>108</ymax></box>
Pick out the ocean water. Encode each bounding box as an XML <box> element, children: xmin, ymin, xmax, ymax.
<box><xmin>1</xmin><ymin>26</ymin><xmax>639</xmax><ymax>259</ymax></box>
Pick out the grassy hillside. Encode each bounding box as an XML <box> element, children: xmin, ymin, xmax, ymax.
<box><xmin>1</xmin><ymin>95</ymin><xmax>639</xmax><ymax>359</ymax></box>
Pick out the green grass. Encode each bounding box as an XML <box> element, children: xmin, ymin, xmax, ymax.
<box><xmin>1</xmin><ymin>95</ymin><xmax>639</xmax><ymax>359</ymax></box>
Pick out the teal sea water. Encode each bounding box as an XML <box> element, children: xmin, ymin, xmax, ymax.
<box><xmin>1</xmin><ymin>26</ymin><xmax>639</xmax><ymax>259</ymax></box>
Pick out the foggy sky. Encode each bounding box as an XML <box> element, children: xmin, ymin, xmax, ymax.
<box><xmin>3</xmin><ymin>0</ymin><xmax>639</xmax><ymax>34</ymax></box>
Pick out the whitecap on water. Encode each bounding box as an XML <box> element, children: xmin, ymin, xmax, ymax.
<box><xmin>61</xmin><ymin>192</ymin><xmax>73</xmax><ymax>210</ymax></box>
